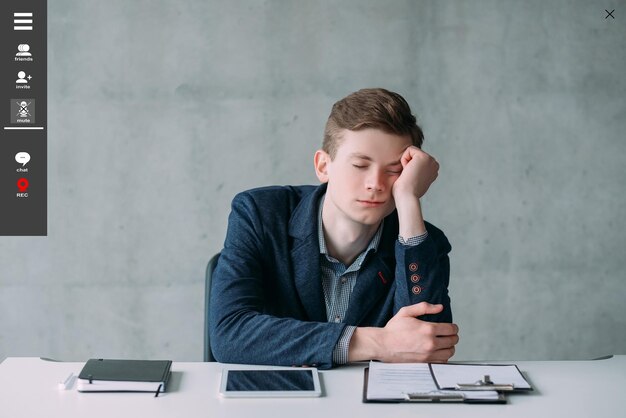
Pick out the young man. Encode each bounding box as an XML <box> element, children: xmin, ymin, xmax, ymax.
<box><xmin>210</xmin><ymin>88</ymin><xmax>458</xmax><ymax>369</ymax></box>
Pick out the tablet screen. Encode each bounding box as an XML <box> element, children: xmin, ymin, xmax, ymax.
<box><xmin>226</xmin><ymin>370</ymin><xmax>314</xmax><ymax>391</ymax></box>
<box><xmin>220</xmin><ymin>367</ymin><xmax>322</xmax><ymax>397</ymax></box>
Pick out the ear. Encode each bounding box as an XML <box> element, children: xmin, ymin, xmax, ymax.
<box><xmin>314</xmin><ymin>150</ymin><xmax>330</xmax><ymax>183</ymax></box>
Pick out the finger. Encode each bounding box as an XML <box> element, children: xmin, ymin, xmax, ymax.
<box><xmin>398</xmin><ymin>302</ymin><xmax>443</xmax><ymax>318</ymax></box>
<box><xmin>401</xmin><ymin>145</ymin><xmax>428</xmax><ymax>165</ymax></box>
<box><xmin>433</xmin><ymin>334</ymin><xmax>459</xmax><ymax>350</ymax></box>
<box><xmin>429</xmin><ymin>347</ymin><xmax>456</xmax><ymax>362</ymax></box>
<box><xmin>400</xmin><ymin>147</ymin><xmax>414</xmax><ymax>167</ymax></box>
<box><xmin>430</xmin><ymin>322</ymin><xmax>459</xmax><ymax>337</ymax></box>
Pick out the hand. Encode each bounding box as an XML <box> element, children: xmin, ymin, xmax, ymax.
<box><xmin>392</xmin><ymin>146</ymin><xmax>439</xmax><ymax>204</ymax></box>
<box><xmin>377</xmin><ymin>302</ymin><xmax>458</xmax><ymax>363</ymax></box>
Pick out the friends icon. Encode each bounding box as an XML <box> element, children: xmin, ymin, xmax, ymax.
<box><xmin>15</xmin><ymin>44</ymin><xmax>34</xmax><ymax>62</ymax></box>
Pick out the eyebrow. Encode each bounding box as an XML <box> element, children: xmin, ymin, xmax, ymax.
<box><xmin>349</xmin><ymin>153</ymin><xmax>402</xmax><ymax>166</ymax></box>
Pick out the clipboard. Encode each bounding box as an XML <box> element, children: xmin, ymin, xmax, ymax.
<box><xmin>362</xmin><ymin>367</ymin><xmax>507</xmax><ymax>404</ymax></box>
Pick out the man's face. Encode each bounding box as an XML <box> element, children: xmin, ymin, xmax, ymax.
<box><xmin>316</xmin><ymin>128</ymin><xmax>412</xmax><ymax>227</ymax></box>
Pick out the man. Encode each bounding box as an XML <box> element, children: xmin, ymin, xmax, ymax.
<box><xmin>210</xmin><ymin>88</ymin><xmax>459</xmax><ymax>369</ymax></box>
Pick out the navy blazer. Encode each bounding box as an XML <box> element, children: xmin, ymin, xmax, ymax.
<box><xmin>209</xmin><ymin>184</ymin><xmax>452</xmax><ymax>369</ymax></box>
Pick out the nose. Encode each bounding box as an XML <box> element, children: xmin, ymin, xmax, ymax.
<box><xmin>365</xmin><ymin>169</ymin><xmax>385</xmax><ymax>192</ymax></box>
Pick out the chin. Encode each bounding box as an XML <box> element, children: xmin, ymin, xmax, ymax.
<box><xmin>351</xmin><ymin>211</ymin><xmax>386</xmax><ymax>226</ymax></box>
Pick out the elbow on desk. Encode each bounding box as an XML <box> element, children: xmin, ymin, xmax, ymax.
<box><xmin>209</xmin><ymin>320</ymin><xmax>274</xmax><ymax>365</ymax></box>
<box><xmin>209</xmin><ymin>335</ymin><xmax>233</xmax><ymax>364</ymax></box>
<box><xmin>209</xmin><ymin>316</ymin><xmax>254</xmax><ymax>364</ymax></box>
<box><xmin>209</xmin><ymin>321</ymin><xmax>230</xmax><ymax>363</ymax></box>
<box><xmin>209</xmin><ymin>319</ymin><xmax>336</xmax><ymax>369</ymax></box>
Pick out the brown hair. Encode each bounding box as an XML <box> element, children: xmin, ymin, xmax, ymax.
<box><xmin>322</xmin><ymin>88</ymin><xmax>424</xmax><ymax>159</ymax></box>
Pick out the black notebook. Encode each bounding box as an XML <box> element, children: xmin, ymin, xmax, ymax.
<box><xmin>77</xmin><ymin>359</ymin><xmax>172</xmax><ymax>393</ymax></box>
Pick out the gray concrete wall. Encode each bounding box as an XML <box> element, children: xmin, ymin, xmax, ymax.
<box><xmin>1</xmin><ymin>0</ymin><xmax>624</xmax><ymax>362</ymax></box>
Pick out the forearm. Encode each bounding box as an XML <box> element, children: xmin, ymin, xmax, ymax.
<box><xmin>395</xmin><ymin>196</ymin><xmax>426</xmax><ymax>239</ymax></box>
<box><xmin>392</xmin><ymin>226</ymin><xmax>452</xmax><ymax>322</ymax></box>
<box><xmin>211</xmin><ymin>310</ymin><xmax>346</xmax><ymax>369</ymax></box>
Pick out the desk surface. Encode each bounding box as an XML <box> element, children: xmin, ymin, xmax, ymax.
<box><xmin>1</xmin><ymin>356</ymin><xmax>624</xmax><ymax>418</ymax></box>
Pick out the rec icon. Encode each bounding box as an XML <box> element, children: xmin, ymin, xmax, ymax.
<box><xmin>17</xmin><ymin>178</ymin><xmax>29</xmax><ymax>198</ymax></box>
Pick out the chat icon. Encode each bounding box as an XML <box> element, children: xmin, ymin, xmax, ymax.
<box><xmin>15</xmin><ymin>152</ymin><xmax>30</xmax><ymax>167</ymax></box>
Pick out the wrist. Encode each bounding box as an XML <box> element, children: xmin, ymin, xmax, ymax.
<box><xmin>348</xmin><ymin>327</ymin><xmax>383</xmax><ymax>362</ymax></box>
<box><xmin>395</xmin><ymin>197</ymin><xmax>426</xmax><ymax>238</ymax></box>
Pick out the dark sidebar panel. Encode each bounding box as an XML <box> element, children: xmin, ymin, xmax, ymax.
<box><xmin>1</xmin><ymin>1</ymin><xmax>47</xmax><ymax>235</ymax></box>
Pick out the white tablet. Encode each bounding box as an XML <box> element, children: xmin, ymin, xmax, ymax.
<box><xmin>220</xmin><ymin>366</ymin><xmax>322</xmax><ymax>398</ymax></box>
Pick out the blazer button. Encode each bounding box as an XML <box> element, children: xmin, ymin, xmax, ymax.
<box><xmin>412</xmin><ymin>285</ymin><xmax>422</xmax><ymax>295</ymax></box>
<box><xmin>409</xmin><ymin>262</ymin><xmax>418</xmax><ymax>272</ymax></box>
<box><xmin>410</xmin><ymin>274</ymin><xmax>421</xmax><ymax>283</ymax></box>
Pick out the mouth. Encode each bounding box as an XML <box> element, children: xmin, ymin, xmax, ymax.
<box><xmin>357</xmin><ymin>200</ymin><xmax>385</xmax><ymax>207</ymax></box>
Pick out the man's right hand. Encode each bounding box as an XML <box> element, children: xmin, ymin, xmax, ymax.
<box><xmin>348</xmin><ymin>302</ymin><xmax>459</xmax><ymax>363</ymax></box>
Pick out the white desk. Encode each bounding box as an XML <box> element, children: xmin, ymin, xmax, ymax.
<box><xmin>1</xmin><ymin>356</ymin><xmax>624</xmax><ymax>418</ymax></box>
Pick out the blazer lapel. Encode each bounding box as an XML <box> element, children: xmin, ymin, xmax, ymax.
<box><xmin>344</xmin><ymin>213</ymin><xmax>398</xmax><ymax>325</ymax></box>
<box><xmin>288</xmin><ymin>184</ymin><xmax>327</xmax><ymax>322</ymax></box>
<box><xmin>343</xmin><ymin>254</ymin><xmax>394</xmax><ymax>325</ymax></box>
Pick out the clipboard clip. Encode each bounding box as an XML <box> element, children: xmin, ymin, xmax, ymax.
<box><xmin>456</xmin><ymin>375</ymin><xmax>515</xmax><ymax>391</ymax></box>
<box><xmin>404</xmin><ymin>391</ymin><xmax>465</xmax><ymax>402</ymax></box>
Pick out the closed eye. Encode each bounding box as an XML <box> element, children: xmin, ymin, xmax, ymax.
<box><xmin>352</xmin><ymin>164</ymin><xmax>367</xmax><ymax>169</ymax></box>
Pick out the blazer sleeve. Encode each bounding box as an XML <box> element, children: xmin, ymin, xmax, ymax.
<box><xmin>209</xmin><ymin>192</ymin><xmax>346</xmax><ymax>369</ymax></box>
<box><xmin>393</xmin><ymin>225</ymin><xmax>453</xmax><ymax>323</ymax></box>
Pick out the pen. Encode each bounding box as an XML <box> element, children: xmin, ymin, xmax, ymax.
<box><xmin>58</xmin><ymin>373</ymin><xmax>74</xmax><ymax>390</ymax></box>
